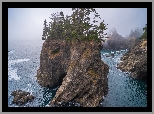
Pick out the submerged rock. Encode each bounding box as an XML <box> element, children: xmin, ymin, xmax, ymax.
<box><xmin>117</xmin><ymin>39</ymin><xmax>147</xmax><ymax>79</ymax></box>
<box><xmin>36</xmin><ymin>39</ymin><xmax>109</xmax><ymax>107</ymax></box>
<box><xmin>11</xmin><ymin>90</ymin><xmax>34</xmax><ymax>105</ymax></box>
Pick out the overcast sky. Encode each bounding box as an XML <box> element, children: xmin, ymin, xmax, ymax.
<box><xmin>8</xmin><ymin>8</ymin><xmax>147</xmax><ymax>42</ymax></box>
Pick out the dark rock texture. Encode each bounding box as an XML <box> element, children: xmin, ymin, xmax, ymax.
<box><xmin>11</xmin><ymin>90</ymin><xmax>34</xmax><ymax>105</ymax></box>
<box><xmin>36</xmin><ymin>39</ymin><xmax>109</xmax><ymax>107</ymax></box>
<box><xmin>117</xmin><ymin>39</ymin><xmax>147</xmax><ymax>79</ymax></box>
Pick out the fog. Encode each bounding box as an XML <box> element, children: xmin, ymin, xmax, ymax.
<box><xmin>8</xmin><ymin>8</ymin><xmax>147</xmax><ymax>42</ymax></box>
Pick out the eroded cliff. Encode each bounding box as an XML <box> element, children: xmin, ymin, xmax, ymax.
<box><xmin>117</xmin><ymin>39</ymin><xmax>147</xmax><ymax>79</ymax></box>
<box><xmin>36</xmin><ymin>39</ymin><xmax>109</xmax><ymax>107</ymax></box>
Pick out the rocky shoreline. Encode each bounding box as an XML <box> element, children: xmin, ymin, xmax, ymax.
<box><xmin>117</xmin><ymin>39</ymin><xmax>147</xmax><ymax>79</ymax></box>
<box><xmin>10</xmin><ymin>38</ymin><xmax>147</xmax><ymax>107</ymax></box>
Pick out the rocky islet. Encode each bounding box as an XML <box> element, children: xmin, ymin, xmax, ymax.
<box><xmin>36</xmin><ymin>39</ymin><xmax>109</xmax><ymax>107</ymax></box>
<box><xmin>11</xmin><ymin>90</ymin><xmax>34</xmax><ymax>105</ymax></box>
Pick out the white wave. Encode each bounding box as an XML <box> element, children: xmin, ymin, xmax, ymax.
<box><xmin>111</xmin><ymin>51</ymin><xmax>114</xmax><ymax>54</ymax></box>
<box><xmin>9</xmin><ymin>59</ymin><xmax>30</xmax><ymax>64</ymax></box>
<box><xmin>8</xmin><ymin>50</ymin><xmax>15</xmax><ymax>54</ymax></box>
<box><xmin>8</xmin><ymin>68</ymin><xmax>20</xmax><ymax>80</ymax></box>
<box><xmin>103</xmin><ymin>53</ymin><xmax>110</xmax><ymax>56</ymax></box>
<box><xmin>8</xmin><ymin>58</ymin><xmax>30</xmax><ymax>81</ymax></box>
<box><xmin>116</xmin><ymin>51</ymin><xmax>120</xmax><ymax>54</ymax></box>
<box><xmin>120</xmin><ymin>50</ymin><xmax>125</xmax><ymax>52</ymax></box>
<box><xmin>45</xmin><ymin>104</ymin><xmax>51</xmax><ymax>107</ymax></box>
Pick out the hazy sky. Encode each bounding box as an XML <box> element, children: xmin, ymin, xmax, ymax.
<box><xmin>8</xmin><ymin>8</ymin><xmax>147</xmax><ymax>42</ymax></box>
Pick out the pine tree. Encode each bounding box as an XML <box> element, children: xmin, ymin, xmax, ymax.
<box><xmin>42</xmin><ymin>19</ymin><xmax>47</xmax><ymax>40</ymax></box>
<box><xmin>42</xmin><ymin>8</ymin><xmax>108</xmax><ymax>42</ymax></box>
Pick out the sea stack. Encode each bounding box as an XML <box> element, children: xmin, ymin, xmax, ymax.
<box><xmin>36</xmin><ymin>39</ymin><xmax>109</xmax><ymax>107</ymax></box>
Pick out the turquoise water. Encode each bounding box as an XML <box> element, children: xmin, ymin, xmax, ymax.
<box><xmin>8</xmin><ymin>41</ymin><xmax>147</xmax><ymax>107</ymax></box>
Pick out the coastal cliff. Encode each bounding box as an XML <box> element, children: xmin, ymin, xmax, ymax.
<box><xmin>36</xmin><ymin>39</ymin><xmax>109</xmax><ymax>107</ymax></box>
<box><xmin>117</xmin><ymin>39</ymin><xmax>147</xmax><ymax>79</ymax></box>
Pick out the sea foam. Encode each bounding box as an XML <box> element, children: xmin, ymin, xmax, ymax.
<box><xmin>8</xmin><ymin>58</ymin><xmax>30</xmax><ymax>80</ymax></box>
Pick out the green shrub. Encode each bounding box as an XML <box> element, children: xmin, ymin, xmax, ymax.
<box><xmin>42</xmin><ymin>8</ymin><xmax>108</xmax><ymax>42</ymax></box>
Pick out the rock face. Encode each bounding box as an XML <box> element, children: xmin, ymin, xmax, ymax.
<box><xmin>36</xmin><ymin>39</ymin><xmax>109</xmax><ymax>107</ymax></box>
<box><xmin>117</xmin><ymin>39</ymin><xmax>147</xmax><ymax>79</ymax></box>
<box><xmin>11</xmin><ymin>90</ymin><xmax>34</xmax><ymax>105</ymax></box>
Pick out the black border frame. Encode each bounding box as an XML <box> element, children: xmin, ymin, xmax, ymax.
<box><xmin>2</xmin><ymin>2</ymin><xmax>152</xmax><ymax>112</ymax></box>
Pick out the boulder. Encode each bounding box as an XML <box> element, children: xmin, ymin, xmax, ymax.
<box><xmin>11</xmin><ymin>90</ymin><xmax>34</xmax><ymax>105</ymax></box>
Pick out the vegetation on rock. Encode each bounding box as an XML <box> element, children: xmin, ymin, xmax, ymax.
<box><xmin>42</xmin><ymin>8</ymin><xmax>108</xmax><ymax>42</ymax></box>
<box><xmin>140</xmin><ymin>24</ymin><xmax>147</xmax><ymax>39</ymax></box>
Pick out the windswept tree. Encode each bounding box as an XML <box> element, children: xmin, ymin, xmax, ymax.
<box><xmin>42</xmin><ymin>8</ymin><xmax>108</xmax><ymax>42</ymax></box>
<box><xmin>42</xmin><ymin>19</ymin><xmax>48</xmax><ymax>40</ymax></box>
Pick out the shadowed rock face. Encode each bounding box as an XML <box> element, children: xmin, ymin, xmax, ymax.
<box><xmin>117</xmin><ymin>39</ymin><xmax>147</xmax><ymax>79</ymax></box>
<box><xmin>36</xmin><ymin>39</ymin><xmax>109</xmax><ymax>107</ymax></box>
<box><xmin>11</xmin><ymin>90</ymin><xmax>34</xmax><ymax>105</ymax></box>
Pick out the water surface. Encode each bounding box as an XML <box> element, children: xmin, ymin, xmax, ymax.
<box><xmin>8</xmin><ymin>41</ymin><xmax>147</xmax><ymax>107</ymax></box>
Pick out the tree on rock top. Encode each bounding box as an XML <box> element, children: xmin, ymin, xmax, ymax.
<box><xmin>42</xmin><ymin>8</ymin><xmax>108</xmax><ymax>42</ymax></box>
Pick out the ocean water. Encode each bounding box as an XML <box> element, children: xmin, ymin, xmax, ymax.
<box><xmin>8</xmin><ymin>41</ymin><xmax>147</xmax><ymax>107</ymax></box>
<box><xmin>100</xmin><ymin>50</ymin><xmax>147</xmax><ymax>107</ymax></box>
<box><xmin>8</xmin><ymin>40</ymin><xmax>58</xmax><ymax>107</ymax></box>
